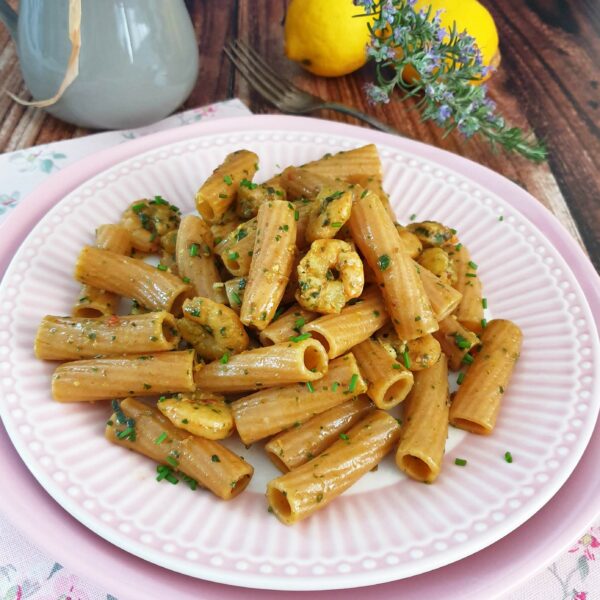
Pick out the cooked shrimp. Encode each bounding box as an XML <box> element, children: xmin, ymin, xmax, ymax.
<box><xmin>305</xmin><ymin>188</ymin><xmax>353</xmax><ymax>243</ymax></box>
<box><xmin>407</xmin><ymin>221</ymin><xmax>454</xmax><ymax>248</ymax></box>
<box><xmin>177</xmin><ymin>297</ymin><xmax>249</xmax><ymax>361</ymax></box>
<box><xmin>417</xmin><ymin>247</ymin><xmax>457</xmax><ymax>285</ymax></box>
<box><xmin>157</xmin><ymin>392</ymin><xmax>234</xmax><ymax>440</ymax></box>
<box><xmin>376</xmin><ymin>325</ymin><xmax>441</xmax><ymax>371</ymax></box>
<box><xmin>296</xmin><ymin>239</ymin><xmax>364</xmax><ymax>314</ymax></box>
<box><xmin>120</xmin><ymin>196</ymin><xmax>181</xmax><ymax>253</ymax></box>
<box><xmin>395</xmin><ymin>225</ymin><xmax>423</xmax><ymax>259</ymax></box>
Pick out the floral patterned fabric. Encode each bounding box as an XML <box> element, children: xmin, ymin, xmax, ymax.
<box><xmin>0</xmin><ymin>99</ymin><xmax>598</xmax><ymax>599</ymax></box>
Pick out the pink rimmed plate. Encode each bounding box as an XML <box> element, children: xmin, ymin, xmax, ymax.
<box><xmin>0</xmin><ymin>116</ymin><xmax>599</xmax><ymax>594</ymax></box>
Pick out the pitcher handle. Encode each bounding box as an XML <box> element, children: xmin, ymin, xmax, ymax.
<box><xmin>0</xmin><ymin>0</ymin><xmax>17</xmax><ymax>40</ymax></box>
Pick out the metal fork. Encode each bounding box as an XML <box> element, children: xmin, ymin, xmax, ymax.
<box><xmin>224</xmin><ymin>40</ymin><xmax>399</xmax><ymax>136</ymax></box>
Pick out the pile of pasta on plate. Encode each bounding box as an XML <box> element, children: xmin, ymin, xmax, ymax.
<box><xmin>34</xmin><ymin>144</ymin><xmax>522</xmax><ymax>525</ymax></box>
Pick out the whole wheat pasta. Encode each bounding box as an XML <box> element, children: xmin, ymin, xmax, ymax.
<box><xmin>230</xmin><ymin>352</ymin><xmax>367</xmax><ymax>445</ymax></box>
<box><xmin>267</xmin><ymin>410</ymin><xmax>400</xmax><ymax>524</ymax></box>
<box><xmin>74</xmin><ymin>246</ymin><xmax>192</xmax><ymax>315</ymax></box>
<box><xmin>195</xmin><ymin>149</ymin><xmax>258</xmax><ymax>223</ymax></box>
<box><xmin>349</xmin><ymin>189</ymin><xmax>437</xmax><ymax>341</ymax></box>
<box><xmin>265</xmin><ymin>396</ymin><xmax>374</xmax><ymax>472</ymax></box>
<box><xmin>396</xmin><ymin>354</ymin><xmax>449</xmax><ymax>483</ymax></box>
<box><xmin>303</xmin><ymin>285</ymin><xmax>388</xmax><ymax>359</ymax></box>
<box><xmin>35</xmin><ymin>312</ymin><xmax>180</xmax><ymax>360</ymax></box>
<box><xmin>240</xmin><ymin>200</ymin><xmax>297</xmax><ymax>330</ymax></box>
<box><xmin>106</xmin><ymin>397</ymin><xmax>252</xmax><ymax>499</ymax></box>
<box><xmin>214</xmin><ymin>217</ymin><xmax>258</xmax><ymax>277</ymax></box>
<box><xmin>176</xmin><ymin>215</ymin><xmax>226</xmax><ymax>303</ymax></box>
<box><xmin>258</xmin><ymin>304</ymin><xmax>319</xmax><ymax>346</ymax></box>
<box><xmin>52</xmin><ymin>350</ymin><xmax>195</xmax><ymax>402</ymax></box>
<box><xmin>72</xmin><ymin>224</ymin><xmax>132</xmax><ymax>318</ymax></box>
<box><xmin>195</xmin><ymin>337</ymin><xmax>329</xmax><ymax>393</ymax></box>
<box><xmin>433</xmin><ymin>315</ymin><xmax>481</xmax><ymax>371</ymax></box>
<box><xmin>444</xmin><ymin>241</ymin><xmax>484</xmax><ymax>333</ymax></box>
<box><xmin>450</xmin><ymin>320</ymin><xmax>522</xmax><ymax>435</ymax></box>
<box><xmin>352</xmin><ymin>337</ymin><xmax>414</xmax><ymax>409</ymax></box>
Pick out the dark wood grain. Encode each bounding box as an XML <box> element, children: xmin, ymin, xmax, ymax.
<box><xmin>0</xmin><ymin>0</ymin><xmax>598</xmax><ymax>269</ymax></box>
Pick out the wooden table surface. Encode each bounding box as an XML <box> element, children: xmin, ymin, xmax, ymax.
<box><xmin>1</xmin><ymin>1</ymin><xmax>598</xmax><ymax>270</ymax></box>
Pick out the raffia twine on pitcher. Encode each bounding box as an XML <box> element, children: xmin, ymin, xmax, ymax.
<box><xmin>8</xmin><ymin>0</ymin><xmax>81</xmax><ymax>107</ymax></box>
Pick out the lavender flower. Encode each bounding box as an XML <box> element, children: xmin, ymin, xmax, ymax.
<box><xmin>353</xmin><ymin>0</ymin><xmax>546</xmax><ymax>162</ymax></box>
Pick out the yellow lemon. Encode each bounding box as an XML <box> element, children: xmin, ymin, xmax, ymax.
<box><xmin>284</xmin><ymin>0</ymin><xmax>373</xmax><ymax>77</ymax></box>
<box><xmin>412</xmin><ymin>0</ymin><xmax>500</xmax><ymax>81</ymax></box>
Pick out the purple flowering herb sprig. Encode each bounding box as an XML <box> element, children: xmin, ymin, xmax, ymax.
<box><xmin>354</xmin><ymin>0</ymin><xmax>547</xmax><ymax>162</ymax></box>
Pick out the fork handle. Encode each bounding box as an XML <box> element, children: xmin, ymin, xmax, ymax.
<box><xmin>319</xmin><ymin>102</ymin><xmax>400</xmax><ymax>136</ymax></box>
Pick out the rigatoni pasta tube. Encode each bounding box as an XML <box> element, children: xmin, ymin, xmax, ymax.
<box><xmin>265</xmin><ymin>396</ymin><xmax>374</xmax><ymax>472</ymax></box>
<box><xmin>349</xmin><ymin>190</ymin><xmax>437</xmax><ymax>341</ymax></box>
<box><xmin>74</xmin><ymin>247</ymin><xmax>192</xmax><ymax>315</ymax></box>
<box><xmin>267</xmin><ymin>410</ymin><xmax>400</xmax><ymax>524</ymax></box>
<box><xmin>418</xmin><ymin>264</ymin><xmax>462</xmax><ymax>321</ymax></box>
<box><xmin>240</xmin><ymin>200</ymin><xmax>297</xmax><ymax>330</ymax></box>
<box><xmin>258</xmin><ymin>304</ymin><xmax>318</xmax><ymax>346</ymax></box>
<box><xmin>352</xmin><ymin>338</ymin><xmax>414</xmax><ymax>409</ymax></box>
<box><xmin>433</xmin><ymin>315</ymin><xmax>481</xmax><ymax>371</ymax></box>
<box><xmin>450</xmin><ymin>320</ymin><xmax>522</xmax><ymax>435</ymax></box>
<box><xmin>195</xmin><ymin>149</ymin><xmax>258</xmax><ymax>223</ymax></box>
<box><xmin>176</xmin><ymin>215</ymin><xmax>225</xmax><ymax>303</ymax></box>
<box><xmin>73</xmin><ymin>224</ymin><xmax>132</xmax><ymax>318</ymax></box>
<box><xmin>231</xmin><ymin>352</ymin><xmax>367</xmax><ymax>445</ymax></box>
<box><xmin>106</xmin><ymin>398</ymin><xmax>252</xmax><ymax>499</ymax></box>
<box><xmin>303</xmin><ymin>285</ymin><xmax>388</xmax><ymax>359</ymax></box>
<box><xmin>395</xmin><ymin>355</ymin><xmax>449</xmax><ymax>483</ymax></box>
<box><xmin>300</xmin><ymin>144</ymin><xmax>382</xmax><ymax>180</ymax></box>
<box><xmin>214</xmin><ymin>217</ymin><xmax>257</xmax><ymax>277</ymax></box>
<box><xmin>52</xmin><ymin>350</ymin><xmax>195</xmax><ymax>402</ymax></box>
<box><xmin>445</xmin><ymin>242</ymin><xmax>484</xmax><ymax>333</ymax></box>
<box><xmin>35</xmin><ymin>312</ymin><xmax>180</xmax><ymax>360</ymax></box>
<box><xmin>195</xmin><ymin>338</ymin><xmax>328</xmax><ymax>393</ymax></box>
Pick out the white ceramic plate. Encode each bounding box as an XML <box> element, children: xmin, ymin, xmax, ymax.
<box><xmin>0</xmin><ymin>126</ymin><xmax>598</xmax><ymax>591</ymax></box>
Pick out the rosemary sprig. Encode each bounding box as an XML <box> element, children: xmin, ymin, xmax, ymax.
<box><xmin>354</xmin><ymin>0</ymin><xmax>547</xmax><ymax>162</ymax></box>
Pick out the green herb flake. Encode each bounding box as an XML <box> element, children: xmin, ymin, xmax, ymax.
<box><xmin>482</xmin><ymin>297</ymin><xmax>488</xmax><ymax>309</ymax></box>
<box><xmin>454</xmin><ymin>458</ymin><xmax>467</xmax><ymax>467</ymax></box>
<box><xmin>306</xmin><ymin>381</ymin><xmax>315</xmax><ymax>393</ymax></box>
<box><xmin>228</xmin><ymin>251</ymin><xmax>240</xmax><ymax>261</ymax></box>
<box><xmin>223</xmin><ymin>174</ymin><xmax>233</xmax><ymax>185</ymax></box>
<box><xmin>240</xmin><ymin>178</ymin><xmax>257</xmax><ymax>190</ymax></box>
<box><xmin>504</xmin><ymin>451</ymin><xmax>513</xmax><ymax>463</ymax></box>
<box><xmin>211</xmin><ymin>454</ymin><xmax>221</xmax><ymax>463</ymax></box>
<box><xmin>220</xmin><ymin>352</ymin><xmax>229</xmax><ymax>364</ymax></box>
<box><xmin>377</xmin><ymin>254</ymin><xmax>391</xmax><ymax>271</ymax></box>
<box><xmin>189</xmin><ymin>243</ymin><xmax>199</xmax><ymax>257</ymax></box>
<box><xmin>348</xmin><ymin>373</ymin><xmax>359</xmax><ymax>393</ymax></box>
<box><xmin>156</xmin><ymin>264</ymin><xmax>168</xmax><ymax>271</ymax></box>
<box><xmin>339</xmin><ymin>433</ymin><xmax>350</xmax><ymax>441</ymax></box>
<box><xmin>289</xmin><ymin>332</ymin><xmax>312</xmax><ymax>343</ymax></box>
<box><xmin>403</xmin><ymin>350</ymin><xmax>411</xmax><ymax>369</ymax></box>
<box><xmin>154</xmin><ymin>432</ymin><xmax>168</xmax><ymax>445</ymax></box>
<box><xmin>462</xmin><ymin>353</ymin><xmax>474</xmax><ymax>365</ymax></box>
<box><xmin>457</xmin><ymin>371</ymin><xmax>465</xmax><ymax>385</ymax></box>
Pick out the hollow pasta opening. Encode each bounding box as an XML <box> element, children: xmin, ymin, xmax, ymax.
<box><xmin>381</xmin><ymin>375</ymin><xmax>413</xmax><ymax>409</ymax></box>
<box><xmin>197</xmin><ymin>201</ymin><xmax>214</xmax><ymax>221</ymax></box>
<box><xmin>170</xmin><ymin>290</ymin><xmax>191</xmax><ymax>317</ymax></box>
<box><xmin>401</xmin><ymin>455</ymin><xmax>433</xmax><ymax>482</ymax></box>
<box><xmin>266</xmin><ymin>450</ymin><xmax>290</xmax><ymax>474</ymax></box>
<box><xmin>229</xmin><ymin>474</ymin><xmax>252</xmax><ymax>498</ymax></box>
<box><xmin>307</xmin><ymin>331</ymin><xmax>330</xmax><ymax>355</ymax></box>
<box><xmin>267</xmin><ymin>486</ymin><xmax>292</xmax><ymax>521</ymax></box>
<box><xmin>303</xmin><ymin>343</ymin><xmax>327</xmax><ymax>374</ymax></box>
<box><xmin>451</xmin><ymin>418</ymin><xmax>490</xmax><ymax>436</ymax></box>
<box><xmin>73</xmin><ymin>307</ymin><xmax>105</xmax><ymax>318</ymax></box>
<box><xmin>260</xmin><ymin>334</ymin><xmax>275</xmax><ymax>347</ymax></box>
